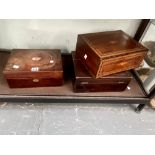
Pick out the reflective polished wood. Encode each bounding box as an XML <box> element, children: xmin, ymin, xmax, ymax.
<box><xmin>3</xmin><ymin>49</ymin><xmax>63</xmax><ymax>88</ymax></box>
<box><xmin>76</xmin><ymin>30</ymin><xmax>148</xmax><ymax>78</ymax></box>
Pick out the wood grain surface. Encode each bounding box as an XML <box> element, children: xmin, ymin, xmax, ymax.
<box><xmin>72</xmin><ymin>51</ymin><xmax>132</xmax><ymax>92</ymax></box>
<box><xmin>0</xmin><ymin>51</ymin><xmax>145</xmax><ymax>97</ymax></box>
<box><xmin>3</xmin><ymin>49</ymin><xmax>63</xmax><ymax>88</ymax></box>
<box><xmin>76</xmin><ymin>30</ymin><xmax>148</xmax><ymax>78</ymax></box>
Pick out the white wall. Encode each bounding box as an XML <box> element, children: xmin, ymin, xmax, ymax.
<box><xmin>0</xmin><ymin>19</ymin><xmax>141</xmax><ymax>53</ymax></box>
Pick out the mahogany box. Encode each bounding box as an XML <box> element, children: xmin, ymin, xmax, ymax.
<box><xmin>76</xmin><ymin>30</ymin><xmax>148</xmax><ymax>78</ymax></box>
<box><xmin>3</xmin><ymin>49</ymin><xmax>63</xmax><ymax>88</ymax></box>
<box><xmin>72</xmin><ymin>51</ymin><xmax>132</xmax><ymax>92</ymax></box>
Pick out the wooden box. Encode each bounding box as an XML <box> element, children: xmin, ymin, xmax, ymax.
<box><xmin>3</xmin><ymin>49</ymin><xmax>63</xmax><ymax>88</ymax></box>
<box><xmin>72</xmin><ymin>51</ymin><xmax>132</xmax><ymax>92</ymax></box>
<box><xmin>76</xmin><ymin>30</ymin><xmax>148</xmax><ymax>78</ymax></box>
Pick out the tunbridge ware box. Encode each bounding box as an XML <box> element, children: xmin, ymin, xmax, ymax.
<box><xmin>3</xmin><ymin>49</ymin><xmax>63</xmax><ymax>88</ymax></box>
<box><xmin>76</xmin><ymin>30</ymin><xmax>148</xmax><ymax>78</ymax></box>
<box><xmin>72</xmin><ymin>51</ymin><xmax>132</xmax><ymax>93</ymax></box>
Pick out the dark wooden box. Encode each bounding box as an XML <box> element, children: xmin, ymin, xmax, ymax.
<box><xmin>76</xmin><ymin>30</ymin><xmax>148</xmax><ymax>78</ymax></box>
<box><xmin>3</xmin><ymin>49</ymin><xmax>63</xmax><ymax>88</ymax></box>
<box><xmin>72</xmin><ymin>51</ymin><xmax>132</xmax><ymax>92</ymax></box>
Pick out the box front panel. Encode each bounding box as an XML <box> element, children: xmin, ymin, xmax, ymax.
<box><xmin>4</xmin><ymin>71</ymin><xmax>63</xmax><ymax>79</ymax></box>
<box><xmin>97</xmin><ymin>51</ymin><xmax>147</xmax><ymax>78</ymax></box>
<box><xmin>74</xmin><ymin>82</ymin><xmax>128</xmax><ymax>93</ymax></box>
<box><xmin>6</xmin><ymin>76</ymin><xmax>63</xmax><ymax>88</ymax></box>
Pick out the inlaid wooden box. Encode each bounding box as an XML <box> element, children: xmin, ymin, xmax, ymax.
<box><xmin>3</xmin><ymin>49</ymin><xmax>63</xmax><ymax>88</ymax></box>
<box><xmin>72</xmin><ymin>51</ymin><xmax>132</xmax><ymax>92</ymax></box>
<box><xmin>76</xmin><ymin>30</ymin><xmax>148</xmax><ymax>78</ymax></box>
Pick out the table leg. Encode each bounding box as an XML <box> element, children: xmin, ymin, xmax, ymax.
<box><xmin>135</xmin><ymin>104</ymin><xmax>146</xmax><ymax>113</ymax></box>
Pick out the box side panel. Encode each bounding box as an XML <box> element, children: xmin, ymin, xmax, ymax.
<box><xmin>76</xmin><ymin>35</ymin><xmax>100</xmax><ymax>78</ymax></box>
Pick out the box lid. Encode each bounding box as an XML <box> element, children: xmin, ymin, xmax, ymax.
<box><xmin>3</xmin><ymin>49</ymin><xmax>63</xmax><ymax>78</ymax></box>
<box><xmin>79</xmin><ymin>30</ymin><xmax>148</xmax><ymax>59</ymax></box>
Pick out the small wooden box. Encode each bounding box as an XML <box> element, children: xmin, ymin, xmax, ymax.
<box><xmin>76</xmin><ymin>30</ymin><xmax>148</xmax><ymax>78</ymax></box>
<box><xmin>3</xmin><ymin>49</ymin><xmax>63</xmax><ymax>88</ymax></box>
<box><xmin>72</xmin><ymin>51</ymin><xmax>132</xmax><ymax>92</ymax></box>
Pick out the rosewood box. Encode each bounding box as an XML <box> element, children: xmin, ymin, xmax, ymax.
<box><xmin>72</xmin><ymin>51</ymin><xmax>132</xmax><ymax>92</ymax></box>
<box><xmin>76</xmin><ymin>30</ymin><xmax>148</xmax><ymax>78</ymax></box>
<box><xmin>3</xmin><ymin>49</ymin><xmax>63</xmax><ymax>88</ymax></box>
